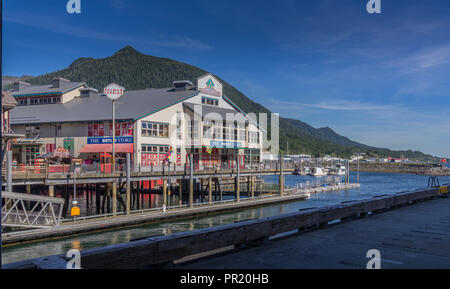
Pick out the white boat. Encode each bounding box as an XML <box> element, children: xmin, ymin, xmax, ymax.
<box><xmin>304</xmin><ymin>167</ymin><xmax>311</xmax><ymax>175</ymax></box>
<box><xmin>336</xmin><ymin>164</ymin><xmax>346</xmax><ymax>175</ymax></box>
<box><xmin>329</xmin><ymin>164</ymin><xmax>346</xmax><ymax>176</ymax></box>
<box><xmin>308</xmin><ymin>167</ymin><xmax>327</xmax><ymax>177</ymax></box>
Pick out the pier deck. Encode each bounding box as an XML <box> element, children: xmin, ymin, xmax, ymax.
<box><xmin>181</xmin><ymin>195</ymin><xmax>450</xmax><ymax>269</ymax></box>
<box><xmin>7</xmin><ymin>165</ymin><xmax>296</xmax><ymax>186</ymax></box>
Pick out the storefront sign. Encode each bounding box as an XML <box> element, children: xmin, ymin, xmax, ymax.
<box><xmin>210</xmin><ymin>141</ymin><xmax>242</xmax><ymax>149</ymax></box>
<box><xmin>64</xmin><ymin>138</ymin><xmax>75</xmax><ymax>151</ymax></box>
<box><xmin>88</xmin><ymin>136</ymin><xmax>133</xmax><ymax>144</ymax></box>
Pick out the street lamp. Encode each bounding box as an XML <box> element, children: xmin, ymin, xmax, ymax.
<box><xmin>103</xmin><ymin>83</ymin><xmax>125</xmax><ymax>215</ymax></box>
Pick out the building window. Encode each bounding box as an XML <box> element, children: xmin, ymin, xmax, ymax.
<box><xmin>25</xmin><ymin>126</ymin><xmax>40</xmax><ymax>139</ymax></box>
<box><xmin>239</xmin><ymin>129</ymin><xmax>246</xmax><ymax>141</ymax></box>
<box><xmin>201</xmin><ymin>97</ymin><xmax>219</xmax><ymax>106</ymax></box>
<box><xmin>105</xmin><ymin>122</ymin><xmax>133</xmax><ymax>137</ymax></box>
<box><xmin>142</xmin><ymin>144</ymin><xmax>169</xmax><ymax>154</ymax></box>
<box><xmin>88</xmin><ymin>123</ymin><xmax>105</xmax><ymax>137</ymax></box>
<box><xmin>249</xmin><ymin>131</ymin><xmax>260</xmax><ymax>144</ymax></box>
<box><xmin>203</xmin><ymin>120</ymin><xmax>213</xmax><ymax>139</ymax></box>
<box><xmin>223</xmin><ymin>122</ymin><xmax>234</xmax><ymax>140</ymax></box>
<box><xmin>142</xmin><ymin>122</ymin><xmax>168</xmax><ymax>138</ymax></box>
<box><xmin>141</xmin><ymin>144</ymin><xmax>169</xmax><ymax>167</ymax></box>
<box><xmin>203</xmin><ymin>126</ymin><xmax>212</xmax><ymax>139</ymax></box>
<box><xmin>213</xmin><ymin>127</ymin><xmax>222</xmax><ymax>140</ymax></box>
<box><xmin>159</xmin><ymin>124</ymin><xmax>169</xmax><ymax>137</ymax></box>
<box><xmin>224</xmin><ymin>128</ymin><xmax>233</xmax><ymax>140</ymax></box>
<box><xmin>18</xmin><ymin>98</ymin><xmax>27</xmax><ymax>106</ymax></box>
<box><xmin>26</xmin><ymin>146</ymin><xmax>40</xmax><ymax>165</ymax></box>
<box><xmin>188</xmin><ymin>120</ymin><xmax>199</xmax><ymax>139</ymax></box>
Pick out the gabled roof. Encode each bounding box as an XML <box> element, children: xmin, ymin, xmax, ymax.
<box><xmin>10</xmin><ymin>88</ymin><xmax>199</xmax><ymax>125</ymax></box>
<box><xmin>2</xmin><ymin>91</ymin><xmax>18</xmax><ymax>109</ymax></box>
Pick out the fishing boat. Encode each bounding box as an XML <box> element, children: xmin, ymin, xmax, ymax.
<box><xmin>308</xmin><ymin>167</ymin><xmax>327</xmax><ymax>177</ymax></box>
<box><xmin>329</xmin><ymin>164</ymin><xmax>346</xmax><ymax>176</ymax></box>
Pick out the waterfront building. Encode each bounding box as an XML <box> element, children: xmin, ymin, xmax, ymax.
<box><xmin>2</xmin><ymin>91</ymin><xmax>22</xmax><ymax>161</ymax></box>
<box><xmin>9</xmin><ymin>74</ymin><xmax>263</xmax><ymax>168</ymax></box>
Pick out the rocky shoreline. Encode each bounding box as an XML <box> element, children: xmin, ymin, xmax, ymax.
<box><xmin>349</xmin><ymin>162</ymin><xmax>450</xmax><ymax>176</ymax></box>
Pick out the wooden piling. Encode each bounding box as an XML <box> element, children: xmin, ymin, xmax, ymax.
<box><xmin>112</xmin><ymin>182</ymin><xmax>117</xmax><ymax>215</ymax></box>
<box><xmin>251</xmin><ymin>175</ymin><xmax>255</xmax><ymax>199</ymax></box>
<box><xmin>189</xmin><ymin>154</ymin><xmax>194</xmax><ymax>208</ymax></box>
<box><xmin>279</xmin><ymin>156</ymin><xmax>284</xmax><ymax>195</ymax></box>
<box><xmin>178</xmin><ymin>179</ymin><xmax>183</xmax><ymax>206</ymax></box>
<box><xmin>208</xmin><ymin>177</ymin><xmax>212</xmax><ymax>204</ymax></box>
<box><xmin>235</xmin><ymin>154</ymin><xmax>240</xmax><ymax>202</ymax></box>
<box><xmin>163</xmin><ymin>179</ymin><xmax>167</xmax><ymax>208</ymax></box>
<box><xmin>126</xmin><ymin>153</ymin><xmax>131</xmax><ymax>215</ymax></box>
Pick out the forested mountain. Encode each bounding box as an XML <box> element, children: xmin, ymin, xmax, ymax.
<box><xmin>7</xmin><ymin>46</ymin><xmax>438</xmax><ymax>161</ymax></box>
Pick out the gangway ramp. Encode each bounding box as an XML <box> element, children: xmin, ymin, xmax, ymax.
<box><xmin>1</xmin><ymin>192</ymin><xmax>65</xmax><ymax>229</ymax></box>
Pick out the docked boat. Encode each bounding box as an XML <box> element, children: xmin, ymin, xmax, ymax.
<box><xmin>308</xmin><ymin>167</ymin><xmax>327</xmax><ymax>177</ymax></box>
<box><xmin>293</xmin><ymin>166</ymin><xmax>311</xmax><ymax>176</ymax></box>
<box><xmin>328</xmin><ymin>164</ymin><xmax>346</xmax><ymax>176</ymax></box>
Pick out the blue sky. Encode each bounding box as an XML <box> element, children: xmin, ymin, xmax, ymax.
<box><xmin>3</xmin><ymin>0</ymin><xmax>450</xmax><ymax>157</ymax></box>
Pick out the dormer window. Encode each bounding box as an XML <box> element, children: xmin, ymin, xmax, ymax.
<box><xmin>173</xmin><ymin>80</ymin><xmax>193</xmax><ymax>91</ymax></box>
<box><xmin>202</xmin><ymin>96</ymin><xmax>218</xmax><ymax>106</ymax></box>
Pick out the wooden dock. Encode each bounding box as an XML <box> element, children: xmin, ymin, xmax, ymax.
<box><xmin>1</xmin><ymin>183</ymin><xmax>359</xmax><ymax>245</ymax></box>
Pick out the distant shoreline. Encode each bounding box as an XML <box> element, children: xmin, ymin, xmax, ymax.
<box><xmin>349</xmin><ymin>162</ymin><xmax>450</xmax><ymax>176</ymax></box>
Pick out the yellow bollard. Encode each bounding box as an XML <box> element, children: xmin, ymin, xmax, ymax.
<box><xmin>439</xmin><ymin>186</ymin><xmax>448</xmax><ymax>196</ymax></box>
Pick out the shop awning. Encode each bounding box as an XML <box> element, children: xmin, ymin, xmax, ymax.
<box><xmin>79</xmin><ymin>144</ymin><xmax>134</xmax><ymax>154</ymax></box>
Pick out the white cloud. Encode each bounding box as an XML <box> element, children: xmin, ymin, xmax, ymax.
<box><xmin>4</xmin><ymin>12</ymin><xmax>212</xmax><ymax>51</ymax></box>
<box><xmin>389</xmin><ymin>44</ymin><xmax>450</xmax><ymax>74</ymax></box>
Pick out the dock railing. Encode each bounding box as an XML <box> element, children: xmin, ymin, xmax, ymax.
<box><xmin>3</xmin><ymin>159</ymin><xmax>298</xmax><ymax>181</ymax></box>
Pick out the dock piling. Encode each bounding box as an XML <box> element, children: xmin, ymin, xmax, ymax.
<box><xmin>235</xmin><ymin>154</ymin><xmax>240</xmax><ymax>202</ymax></box>
<box><xmin>208</xmin><ymin>177</ymin><xmax>212</xmax><ymax>204</ymax></box>
<box><xmin>112</xmin><ymin>182</ymin><xmax>117</xmax><ymax>215</ymax></box>
<box><xmin>189</xmin><ymin>154</ymin><xmax>194</xmax><ymax>208</ymax></box>
<box><xmin>279</xmin><ymin>156</ymin><xmax>284</xmax><ymax>195</ymax></box>
<box><xmin>126</xmin><ymin>153</ymin><xmax>131</xmax><ymax>215</ymax></box>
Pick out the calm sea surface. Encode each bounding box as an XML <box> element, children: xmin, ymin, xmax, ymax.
<box><xmin>3</xmin><ymin>172</ymin><xmax>450</xmax><ymax>264</ymax></box>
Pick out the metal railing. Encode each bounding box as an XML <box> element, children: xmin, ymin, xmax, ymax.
<box><xmin>1</xmin><ymin>192</ymin><xmax>65</xmax><ymax>228</ymax></box>
<box><xmin>3</xmin><ymin>160</ymin><xmax>298</xmax><ymax>180</ymax></box>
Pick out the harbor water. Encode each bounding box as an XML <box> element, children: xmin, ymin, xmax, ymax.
<box><xmin>3</xmin><ymin>172</ymin><xmax>450</xmax><ymax>264</ymax></box>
